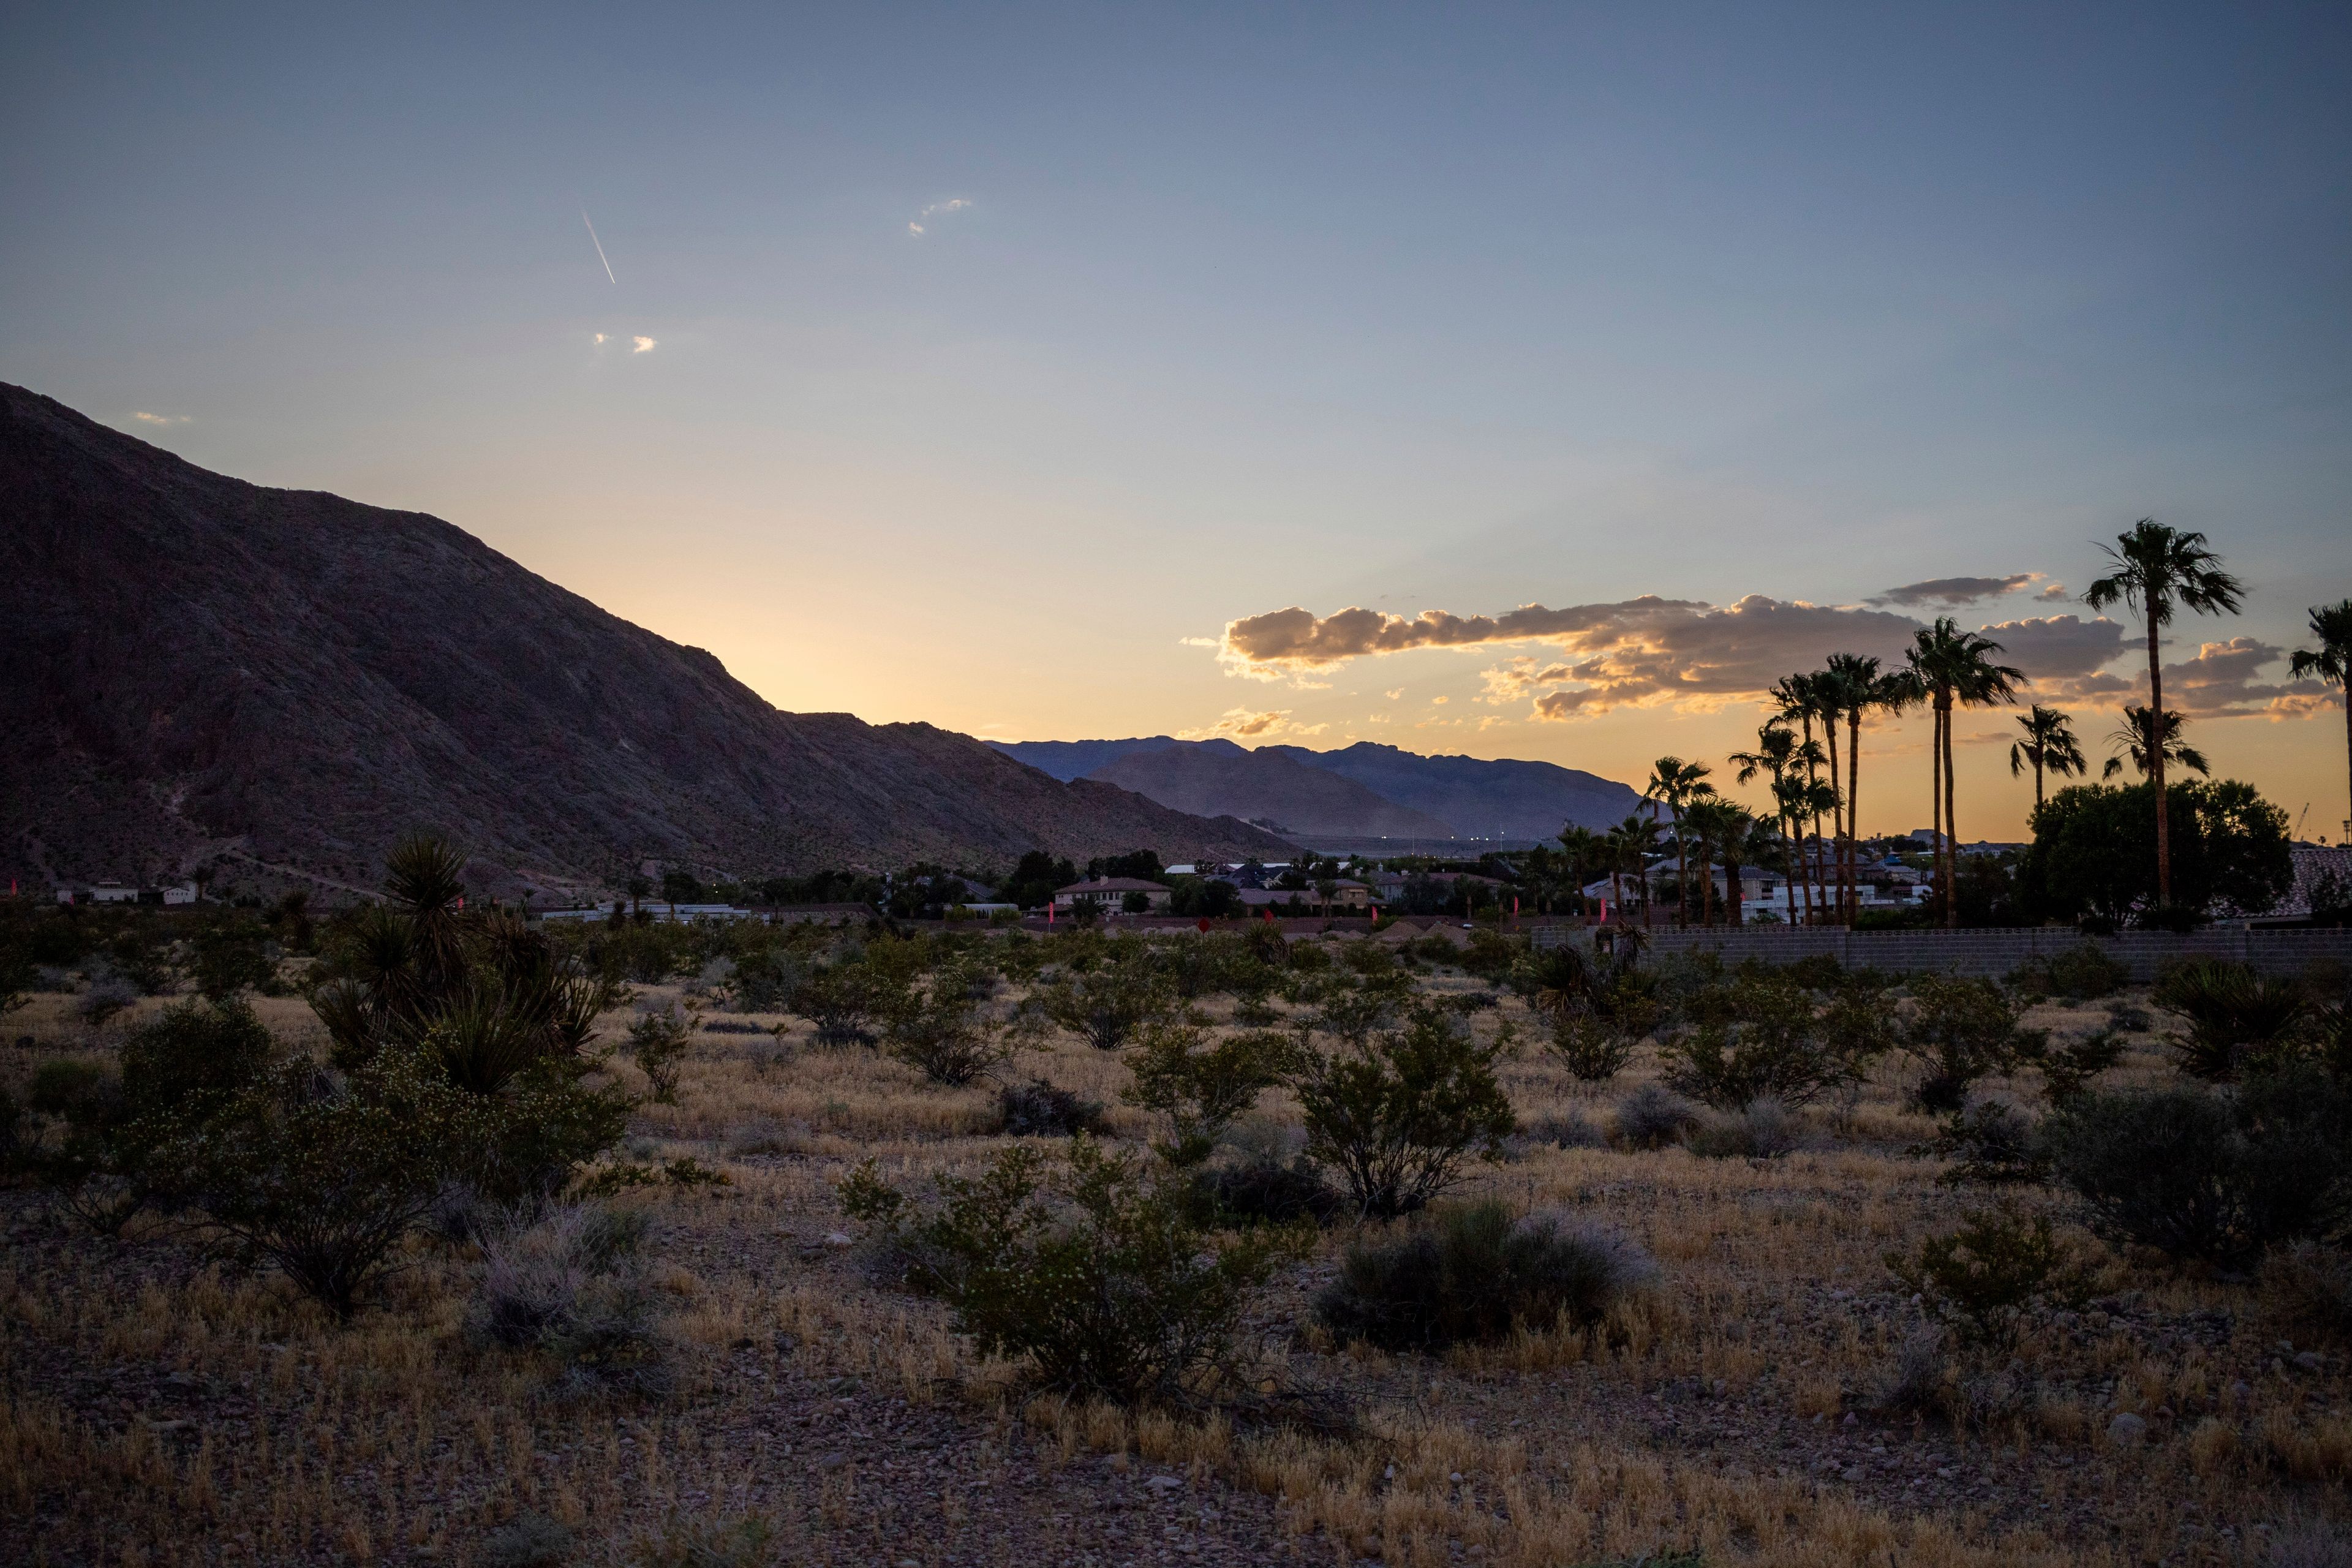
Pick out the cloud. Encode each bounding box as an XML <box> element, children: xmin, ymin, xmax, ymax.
<box><xmin>1868</xmin><ymin>574</ymin><xmax>2039</xmax><ymax>608</ymax></box>
<box><xmin>593</xmin><ymin>333</ymin><xmax>608</xmax><ymax>345</ymax></box>
<box><xmin>631</xmin><ymin>336</ymin><xmax>657</xmax><ymax>354</ymax></box>
<box><xmin>909</xmin><ymin>197</ymin><xmax>973</xmax><ymax>237</ymax></box>
<box><xmin>1224</xmin><ymin>594</ymin><xmax>1927</xmax><ymax>718</ymax></box>
<box><xmin>1177</xmin><ymin>707</ymin><xmax>1327</xmax><ymax>741</ymax></box>
<box><xmin>1977</xmin><ymin>615</ymin><xmax>2129</xmax><ymax>680</ymax></box>
<box><xmin>1383</xmin><ymin>688</ymin><xmax>1404</xmax><ymax>701</ymax></box>
<box><xmin>130</xmin><ymin>412</ymin><xmax>190</xmax><ymax>426</ymax></box>
<box><xmin>1176</xmin><ymin>636</ymin><xmax>1220</xmax><ymax>647</ymax></box>
<box><xmin>2035</xmin><ymin>582</ymin><xmax>2071</xmax><ymax>602</ymax></box>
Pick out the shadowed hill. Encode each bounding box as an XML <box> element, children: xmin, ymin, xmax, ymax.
<box><xmin>1084</xmin><ymin>741</ymin><xmax>1457</xmax><ymax>840</ymax></box>
<box><xmin>0</xmin><ymin>385</ymin><xmax>1290</xmax><ymax>894</ymax></box>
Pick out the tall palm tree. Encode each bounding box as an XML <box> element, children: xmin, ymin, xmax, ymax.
<box><xmin>1558</xmin><ymin>824</ymin><xmax>1604</xmax><ymax>916</ymax></box>
<box><xmin>1643</xmin><ymin>756</ymin><xmax>1716</xmax><ymax>927</ymax></box>
<box><xmin>1722</xmin><ymin>810</ymin><xmax>1778</xmax><ymax>927</ymax></box>
<box><xmin>1769</xmin><ymin>676</ymin><xmax>1835</xmax><ymax>923</ymax></box>
<box><xmin>2008</xmin><ymin>704</ymin><xmax>2087</xmax><ymax>813</ymax></box>
<box><xmin>1733</xmin><ymin>720</ymin><xmax>1803</xmax><ymax>921</ymax></box>
<box><xmin>1603</xmin><ymin>812</ymin><xmax>1661</xmax><ymax>921</ymax></box>
<box><xmin>1681</xmin><ymin>796</ymin><xmax>1745</xmax><ymax>925</ymax></box>
<box><xmin>1909</xmin><ymin>619</ymin><xmax>2026</xmax><ymax>928</ymax></box>
<box><xmin>2290</xmin><ymin>600</ymin><xmax>2352</xmax><ymax>839</ymax></box>
<box><xmin>2085</xmin><ymin>519</ymin><xmax>2244</xmax><ymax>903</ymax></box>
<box><xmin>2100</xmin><ymin>706</ymin><xmax>2211</xmax><ymax>782</ymax></box>
<box><xmin>1858</xmin><ymin>665</ymin><xmax>1924</xmax><ymax>919</ymax></box>
<box><xmin>1822</xmin><ymin>653</ymin><xmax>1908</xmax><ymax>924</ymax></box>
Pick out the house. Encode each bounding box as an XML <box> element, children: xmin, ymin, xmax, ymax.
<box><xmin>1052</xmin><ymin>877</ymin><xmax>1172</xmax><ymax>912</ymax></box>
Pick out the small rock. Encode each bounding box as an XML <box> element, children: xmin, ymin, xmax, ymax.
<box><xmin>1841</xmin><ymin>1466</ymin><xmax>1865</xmax><ymax>1482</ymax></box>
<box><xmin>1447</xmin><ymin>1471</ymin><xmax>1463</xmax><ymax>1483</ymax></box>
<box><xmin>2106</xmin><ymin>1412</ymin><xmax>2147</xmax><ymax>1447</ymax></box>
<box><xmin>1145</xmin><ymin>1475</ymin><xmax>1183</xmax><ymax>1491</ymax></box>
<box><xmin>823</xmin><ymin>1232</ymin><xmax>854</xmax><ymax>1248</ymax></box>
<box><xmin>2294</xmin><ymin>1351</ymin><xmax>2324</xmax><ymax>1373</ymax></box>
<box><xmin>1841</xmin><ymin>1413</ymin><xmax>1858</xmax><ymax>1427</ymax></box>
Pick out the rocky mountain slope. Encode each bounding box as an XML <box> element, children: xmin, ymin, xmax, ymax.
<box><xmin>0</xmin><ymin>384</ymin><xmax>1289</xmax><ymax>896</ymax></box>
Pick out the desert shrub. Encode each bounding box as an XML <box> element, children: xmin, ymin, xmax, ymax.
<box><xmin>1901</xmin><ymin>975</ymin><xmax>2045</xmax><ymax>1112</ymax></box>
<box><xmin>1886</xmin><ymin>1207</ymin><xmax>2086</xmax><ymax>1346</ymax></box>
<box><xmin>840</xmin><ymin>1138</ymin><xmax>1303</xmax><ymax>1405</ymax></box>
<box><xmin>23</xmin><ymin>1060</ymin><xmax>140</xmax><ymax>1232</ymax></box>
<box><xmin>1459</xmin><ymin>929</ymin><xmax>1520</xmax><ymax>982</ymax></box>
<box><xmin>1294</xmin><ymin>1002</ymin><xmax>1515</xmax><ymax>1218</ymax></box>
<box><xmin>1515</xmin><ymin>1108</ymin><xmax>1608</xmax><ymax>1150</ymax></box>
<box><xmin>881</xmin><ymin>959</ymin><xmax>1011</xmax><ymax>1086</ymax></box>
<box><xmin>626</xmin><ymin>1006</ymin><xmax>693</xmax><ymax>1104</ymax></box>
<box><xmin>998</xmin><ymin>1079</ymin><xmax>1105</xmax><ymax>1137</ymax></box>
<box><xmin>1197</xmin><ymin>1157</ymin><xmax>1344</xmax><ymax>1227</ymax></box>
<box><xmin>480</xmin><ymin>1513</ymin><xmax>576</xmax><ymax>1568</ymax></box>
<box><xmin>151</xmin><ymin>1050</ymin><xmax>475</xmax><ymax>1315</ymax></box>
<box><xmin>1659</xmin><ymin>972</ymin><xmax>1853</xmax><ymax>1109</ymax></box>
<box><xmin>77</xmin><ymin>977</ymin><xmax>139</xmax><ymax>1030</ymax></box>
<box><xmin>623</xmin><ymin>1515</ymin><xmax>777</xmax><ymax>1568</ymax></box>
<box><xmin>1121</xmin><ymin>1023</ymin><xmax>1295</xmax><ymax>1166</ymax></box>
<box><xmin>1544</xmin><ymin>993</ymin><xmax>1652</xmax><ymax>1083</ymax></box>
<box><xmin>1923</xmin><ymin>1099</ymin><xmax>2049</xmax><ymax>1186</ymax></box>
<box><xmin>2155</xmin><ymin>959</ymin><xmax>2310</xmax><ymax>1081</ymax></box>
<box><xmin>789</xmin><ymin>960</ymin><xmax>881</xmax><ymax>1047</ymax></box>
<box><xmin>2046</xmin><ymin>941</ymin><xmax>2128</xmax><ymax>1001</ymax></box>
<box><xmin>1310</xmin><ymin>986</ymin><xmax>1403</xmax><ymax>1048</ymax></box>
<box><xmin>190</xmin><ymin>919</ymin><xmax>280</xmax><ymax>1001</ymax></box>
<box><xmin>2040</xmin><ymin>1028</ymin><xmax>2128</xmax><ymax>1101</ymax></box>
<box><xmin>1684</xmin><ymin>1098</ymin><xmax>1801</xmax><ymax>1159</ymax></box>
<box><xmin>726</xmin><ymin>947</ymin><xmax>804</xmax><ymax>1013</ymax></box>
<box><xmin>2045</xmin><ymin>1069</ymin><xmax>2352</xmax><ymax>1267</ymax></box>
<box><xmin>1314</xmin><ymin>1200</ymin><xmax>1656</xmax><ymax>1351</ymax></box>
<box><xmin>119</xmin><ymin>998</ymin><xmax>278</xmax><ymax>1123</ymax></box>
<box><xmin>1874</xmin><ymin>1325</ymin><xmax>1961</xmax><ymax>1422</ymax></box>
<box><xmin>2262</xmin><ymin>1242</ymin><xmax>2352</xmax><ymax>1341</ymax></box>
<box><xmin>470</xmin><ymin>1202</ymin><xmax>668</xmax><ymax>1396</ymax></box>
<box><xmin>1613</xmin><ymin>1083</ymin><xmax>1700</xmax><ymax>1150</ymax></box>
<box><xmin>1041</xmin><ymin>957</ymin><xmax>1173</xmax><ymax>1051</ymax></box>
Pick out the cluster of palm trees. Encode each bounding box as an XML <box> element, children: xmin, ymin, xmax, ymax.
<box><xmin>1575</xmin><ymin>521</ymin><xmax>2352</xmax><ymax>931</ymax></box>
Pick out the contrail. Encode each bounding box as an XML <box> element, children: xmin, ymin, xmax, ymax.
<box><xmin>582</xmin><ymin>209</ymin><xmax>616</xmax><ymax>284</ymax></box>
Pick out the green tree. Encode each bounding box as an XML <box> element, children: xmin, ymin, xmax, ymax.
<box><xmin>2085</xmin><ymin>519</ymin><xmax>2245</xmax><ymax>904</ymax></box>
<box><xmin>1121</xmin><ymin>1022</ymin><xmax>1296</xmax><ymax>1166</ymax></box>
<box><xmin>1294</xmin><ymin>1002</ymin><xmax>1514</xmax><ymax>1218</ymax></box>
<box><xmin>2018</xmin><ymin>779</ymin><xmax>2293</xmax><ymax>925</ymax></box>
<box><xmin>2289</xmin><ymin>599</ymin><xmax>2352</xmax><ymax>835</ymax></box>
<box><xmin>2009</xmin><ymin>704</ymin><xmax>2087</xmax><ymax>812</ymax></box>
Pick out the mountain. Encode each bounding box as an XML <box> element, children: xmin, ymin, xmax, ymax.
<box><xmin>1085</xmin><ymin>742</ymin><xmax>1457</xmax><ymax>840</ymax></box>
<box><xmin>0</xmin><ymin>384</ymin><xmax>1291</xmax><ymax>899</ymax></box>
<box><xmin>989</xmin><ymin>737</ymin><xmax>1642</xmax><ymax>842</ymax></box>
<box><xmin>1262</xmin><ymin>742</ymin><xmax>1640</xmax><ymax>840</ymax></box>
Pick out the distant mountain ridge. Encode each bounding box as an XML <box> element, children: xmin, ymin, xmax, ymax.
<box><xmin>1086</xmin><ymin>742</ymin><xmax>1457</xmax><ymax>840</ymax></box>
<box><xmin>0</xmin><ymin>383</ymin><xmax>1292</xmax><ymax>897</ymax></box>
<box><xmin>988</xmin><ymin>737</ymin><xmax>1642</xmax><ymax>842</ymax></box>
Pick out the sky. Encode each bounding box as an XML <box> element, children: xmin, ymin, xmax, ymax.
<box><xmin>6</xmin><ymin>2</ymin><xmax>2350</xmax><ymax>842</ymax></box>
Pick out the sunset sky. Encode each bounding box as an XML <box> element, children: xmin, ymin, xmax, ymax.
<box><xmin>6</xmin><ymin>4</ymin><xmax>2348</xmax><ymax>840</ymax></box>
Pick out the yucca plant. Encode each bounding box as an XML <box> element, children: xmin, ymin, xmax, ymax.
<box><xmin>2154</xmin><ymin>960</ymin><xmax>2309</xmax><ymax>1080</ymax></box>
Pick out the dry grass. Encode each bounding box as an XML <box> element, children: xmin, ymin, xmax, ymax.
<box><xmin>5</xmin><ymin>954</ymin><xmax>2349</xmax><ymax>1566</ymax></box>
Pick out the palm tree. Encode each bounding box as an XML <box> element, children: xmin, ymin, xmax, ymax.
<box><xmin>1910</xmin><ymin>619</ymin><xmax>2026</xmax><ymax>928</ymax></box>
<box><xmin>1733</xmin><ymin>720</ymin><xmax>1802</xmax><ymax>922</ymax></box>
<box><xmin>1680</xmin><ymin>797</ymin><xmax>1741</xmax><ymax>925</ymax></box>
<box><xmin>2101</xmin><ymin>706</ymin><xmax>2211</xmax><ymax>782</ymax></box>
<box><xmin>1603</xmin><ymin>812</ymin><xmax>1661</xmax><ymax>921</ymax></box>
<box><xmin>1558</xmin><ymin>825</ymin><xmax>1604</xmax><ymax>916</ymax></box>
<box><xmin>1643</xmin><ymin>756</ymin><xmax>1716</xmax><ymax>926</ymax></box>
<box><xmin>2290</xmin><ymin>600</ymin><xmax>2352</xmax><ymax>839</ymax></box>
<box><xmin>2085</xmin><ymin>519</ymin><xmax>2244</xmax><ymax>904</ymax></box>
<box><xmin>2008</xmin><ymin>704</ymin><xmax>2087</xmax><ymax>813</ymax></box>
<box><xmin>1768</xmin><ymin>676</ymin><xmax>1835</xmax><ymax>922</ymax></box>
<box><xmin>1858</xmin><ymin>665</ymin><xmax>1924</xmax><ymax>919</ymax></box>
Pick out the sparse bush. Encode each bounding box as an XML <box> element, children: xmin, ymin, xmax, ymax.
<box><xmin>1121</xmin><ymin>1023</ymin><xmax>1295</xmax><ymax>1166</ymax></box>
<box><xmin>2010</xmin><ymin>942</ymin><xmax>2128</xmax><ymax>1003</ymax></box>
<box><xmin>1314</xmin><ymin>1200</ymin><xmax>1656</xmax><ymax>1351</ymax></box>
<box><xmin>1041</xmin><ymin>956</ymin><xmax>1172</xmax><ymax>1052</ymax></box>
<box><xmin>1874</xmin><ymin>1325</ymin><xmax>1960</xmax><ymax>1422</ymax></box>
<box><xmin>726</xmin><ymin>947</ymin><xmax>804</xmax><ymax>1014</ymax></box>
<box><xmin>190</xmin><ymin>919</ymin><xmax>278</xmax><ymax>1001</ymax></box>
<box><xmin>1294</xmin><ymin>1002</ymin><xmax>1515</xmax><ymax>1218</ymax></box>
<box><xmin>1515</xmin><ymin>1108</ymin><xmax>1608</xmax><ymax>1150</ymax></box>
<box><xmin>1613</xmin><ymin>1084</ymin><xmax>1700</xmax><ymax>1150</ymax></box>
<box><xmin>1684</xmin><ymin>1098</ymin><xmax>1801</xmax><ymax>1159</ymax></box>
<box><xmin>1887</xmin><ymin>1207</ymin><xmax>2085</xmax><ymax>1346</ymax></box>
<box><xmin>840</xmin><ymin>1138</ymin><xmax>1303</xmax><ymax>1405</ymax></box>
<box><xmin>2156</xmin><ymin>960</ymin><xmax>2309</xmax><ymax>1081</ymax></box>
<box><xmin>2045</xmin><ymin>1068</ymin><xmax>2352</xmax><ymax>1267</ymax></box>
<box><xmin>471</xmin><ymin>1202</ymin><xmax>668</xmax><ymax>1396</ymax></box>
<box><xmin>788</xmin><ymin>961</ymin><xmax>882</xmax><ymax>1047</ymax></box>
<box><xmin>2263</xmin><ymin>1242</ymin><xmax>2352</xmax><ymax>1342</ymax></box>
<box><xmin>882</xmin><ymin>959</ymin><xmax>1011</xmax><ymax>1086</ymax></box>
<box><xmin>998</xmin><ymin>1079</ymin><xmax>1104</xmax><ymax>1137</ymax></box>
<box><xmin>1196</xmin><ymin>1157</ymin><xmax>1343</xmax><ymax>1227</ymax></box>
<box><xmin>625</xmin><ymin>1006</ymin><xmax>693</xmax><ymax>1103</ymax></box>
<box><xmin>1901</xmin><ymin>975</ymin><xmax>2045</xmax><ymax>1112</ymax></box>
<box><xmin>119</xmin><ymin>997</ymin><xmax>278</xmax><ymax>1123</ymax></box>
<box><xmin>77</xmin><ymin>977</ymin><xmax>139</xmax><ymax>1030</ymax></box>
<box><xmin>623</xmin><ymin>1513</ymin><xmax>777</xmax><ymax>1568</ymax></box>
<box><xmin>1660</xmin><ymin>972</ymin><xmax>1853</xmax><ymax>1110</ymax></box>
<box><xmin>1923</xmin><ymin>1099</ymin><xmax>2049</xmax><ymax>1186</ymax></box>
<box><xmin>1545</xmin><ymin>1014</ymin><xmax>1640</xmax><ymax>1084</ymax></box>
<box><xmin>480</xmin><ymin>1512</ymin><xmax>576</xmax><ymax>1568</ymax></box>
<box><xmin>2040</xmin><ymin>1028</ymin><xmax>2127</xmax><ymax>1101</ymax></box>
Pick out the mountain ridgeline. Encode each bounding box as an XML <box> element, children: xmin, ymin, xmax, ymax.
<box><xmin>0</xmin><ymin>383</ymin><xmax>1292</xmax><ymax>897</ymax></box>
<box><xmin>989</xmin><ymin>737</ymin><xmax>1642</xmax><ymax>844</ymax></box>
